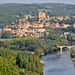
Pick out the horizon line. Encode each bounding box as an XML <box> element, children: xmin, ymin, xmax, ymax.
<box><xmin>0</xmin><ymin>2</ymin><xmax>75</xmax><ymax>5</ymax></box>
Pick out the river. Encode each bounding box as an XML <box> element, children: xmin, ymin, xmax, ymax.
<box><xmin>41</xmin><ymin>51</ymin><xmax>75</xmax><ymax>75</ymax></box>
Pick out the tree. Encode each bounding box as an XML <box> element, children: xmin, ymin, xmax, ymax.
<box><xmin>67</xmin><ymin>34</ymin><xmax>73</xmax><ymax>45</ymax></box>
<box><xmin>1</xmin><ymin>31</ymin><xmax>12</xmax><ymax>39</ymax></box>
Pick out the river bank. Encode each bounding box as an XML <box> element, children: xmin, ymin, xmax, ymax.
<box><xmin>70</xmin><ymin>50</ymin><xmax>75</xmax><ymax>61</ymax></box>
<box><xmin>72</xmin><ymin>58</ymin><xmax>75</xmax><ymax>61</ymax></box>
<box><xmin>40</xmin><ymin>60</ymin><xmax>46</xmax><ymax>65</ymax></box>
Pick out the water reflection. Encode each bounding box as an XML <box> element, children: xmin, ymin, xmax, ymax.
<box><xmin>47</xmin><ymin>54</ymin><xmax>61</xmax><ymax>61</ymax></box>
<box><xmin>41</xmin><ymin>51</ymin><xmax>75</xmax><ymax>75</ymax></box>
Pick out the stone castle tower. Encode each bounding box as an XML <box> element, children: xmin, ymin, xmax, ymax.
<box><xmin>39</xmin><ymin>11</ymin><xmax>46</xmax><ymax>21</ymax></box>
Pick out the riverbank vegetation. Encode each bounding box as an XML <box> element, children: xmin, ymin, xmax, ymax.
<box><xmin>70</xmin><ymin>48</ymin><xmax>75</xmax><ymax>58</ymax></box>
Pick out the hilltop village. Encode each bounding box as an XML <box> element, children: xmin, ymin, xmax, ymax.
<box><xmin>1</xmin><ymin>11</ymin><xmax>75</xmax><ymax>37</ymax></box>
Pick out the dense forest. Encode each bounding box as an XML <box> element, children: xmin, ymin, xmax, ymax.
<box><xmin>0</xmin><ymin>3</ymin><xmax>75</xmax><ymax>28</ymax></box>
<box><xmin>0</xmin><ymin>48</ymin><xmax>43</xmax><ymax>75</ymax></box>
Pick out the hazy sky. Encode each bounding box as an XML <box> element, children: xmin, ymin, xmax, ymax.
<box><xmin>0</xmin><ymin>0</ymin><xmax>75</xmax><ymax>4</ymax></box>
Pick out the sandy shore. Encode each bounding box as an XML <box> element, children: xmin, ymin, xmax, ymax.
<box><xmin>72</xmin><ymin>58</ymin><xmax>75</xmax><ymax>61</ymax></box>
<box><xmin>40</xmin><ymin>60</ymin><xmax>46</xmax><ymax>65</ymax></box>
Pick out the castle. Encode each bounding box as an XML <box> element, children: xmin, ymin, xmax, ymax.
<box><xmin>39</xmin><ymin>11</ymin><xmax>46</xmax><ymax>21</ymax></box>
<box><xmin>2</xmin><ymin>11</ymin><xmax>74</xmax><ymax>37</ymax></box>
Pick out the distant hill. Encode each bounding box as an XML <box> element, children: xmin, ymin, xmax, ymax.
<box><xmin>0</xmin><ymin>3</ymin><xmax>75</xmax><ymax>28</ymax></box>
